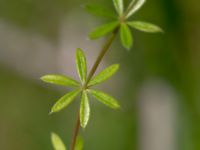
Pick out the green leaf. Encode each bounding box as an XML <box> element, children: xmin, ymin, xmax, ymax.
<box><xmin>126</xmin><ymin>0</ymin><xmax>146</xmax><ymax>18</ymax></box>
<box><xmin>80</xmin><ymin>91</ymin><xmax>90</xmax><ymax>128</ymax></box>
<box><xmin>51</xmin><ymin>133</ymin><xmax>67</xmax><ymax>150</ymax></box>
<box><xmin>88</xmin><ymin>64</ymin><xmax>119</xmax><ymax>87</ymax></box>
<box><xmin>127</xmin><ymin>21</ymin><xmax>163</xmax><ymax>33</ymax></box>
<box><xmin>113</xmin><ymin>0</ymin><xmax>124</xmax><ymax>16</ymax></box>
<box><xmin>51</xmin><ymin>90</ymin><xmax>80</xmax><ymax>113</ymax></box>
<box><xmin>89</xmin><ymin>21</ymin><xmax>119</xmax><ymax>39</ymax></box>
<box><xmin>85</xmin><ymin>4</ymin><xmax>117</xmax><ymax>19</ymax></box>
<box><xmin>76</xmin><ymin>48</ymin><xmax>87</xmax><ymax>84</ymax></box>
<box><xmin>89</xmin><ymin>89</ymin><xmax>120</xmax><ymax>109</ymax></box>
<box><xmin>40</xmin><ymin>75</ymin><xmax>79</xmax><ymax>87</ymax></box>
<box><xmin>120</xmin><ymin>23</ymin><xmax>133</xmax><ymax>50</ymax></box>
<box><xmin>75</xmin><ymin>136</ymin><xmax>84</xmax><ymax>150</ymax></box>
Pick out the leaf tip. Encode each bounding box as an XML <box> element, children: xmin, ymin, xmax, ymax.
<box><xmin>76</xmin><ymin>48</ymin><xmax>83</xmax><ymax>54</ymax></box>
<box><xmin>80</xmin><ymin>123</ymin><xmax>87</xmax><ymax>129</ymax></box>
<box><xmin>114</xmin><ymin>64</ymin><xmax>120</xmax><ymax>69</ymax></box>
<box><xmin>49</xmin><ymin>111</ymin><xmax>54</xmax><ymax>115</ymax></box>
<box><xmin>115</xmin><ymin>103</ymin><xmax>121</xmax><ymax>109</ymax></box>
<box><xmin>40</xmin><ymin>76</ymin><xmax>46</xmax><ymax>82</ymax></box>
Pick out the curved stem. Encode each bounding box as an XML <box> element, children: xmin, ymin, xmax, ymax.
<box><xmin>70</xmin><ymin>27</ymin><xmax>119</xmax><ymax>150</ymax></box>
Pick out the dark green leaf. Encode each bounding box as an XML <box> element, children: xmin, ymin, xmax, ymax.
<box><xmin>89</xmin><ymin>89</ymin><xmax>120</xmax><ymax>109</ymax></box>
<box><xmin>126</xmin><ymin>0</ymin><xmax>146</xmax><ymax>18</ymax></box>
<box><xmin>89</xmin><ymin>21</ymin><xmax>119</xmax><ymax>39</ymax></box>
<box><xmin>51</xmin><ymin>90</ymin><xmax>80</xmax><ymax>113</ymax></box>
<box><xmin>80</xmin><ymin>91</ymin><xmax>90</xmax><ymax>128</ymax></box>
<box><xmin>76</xmin><ymin>48</ymin><xmax>87</xmax><ymax>84</ymax></box>
<box><xmin>85</xmin><ymin>4</ymin><xmax>117</xmax><ymax>19</ymax></box>
<box><xmin>113</xmin><ymin>0</ymin><xmax>124</xmax><ymax>16</ymax></box>
<box><xmin>128</xmin><ymin>21</ymin><xmax>163</xmax><ymax>33</ymax></box>
<box><xmin>51</xmin><ymin>132</ymin><xmax>67</xmax><ymax>150</ymax></box>
<box><xmin>88</xmin><ymin>64</ymin><xmax>119</xmax><ymax>86</ymax></box>
<box><xmin>120</xmin><ymin>23</ymin><xmax>133</xmax><ymax>50</ymax></box>
<box><xmin>41</xmin><ymin>75</ymin><xmax>79</xmax><ymax>87</ymax></box>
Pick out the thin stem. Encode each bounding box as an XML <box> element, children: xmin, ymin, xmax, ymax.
<box><xmin>85</xmin><ymin>27</ymin><xmax>119</xmax><ymax>86</ymax></box>
<box><xmin>70</xmin><ymin>27</ymin><xmax>119</xmax><ymax>150</ymax></box>
<box><xmin>70</xmin><ymin>112</ymin><xmax>80</xmax><ymax>150</ymax></box>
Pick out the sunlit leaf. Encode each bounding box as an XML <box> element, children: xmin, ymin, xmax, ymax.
<box><xmin>89</xmin><ymin>89</ymin><xmax>120</xmax><ymax>109</ymax></box>
<box><xmin>120</xmin><ymin>23</ymin><xmax>133</xmax><ymax>50</ymax></box>
<box><xmin>88</xmin><ymin>64</ymin><xmax>119</xmax><ymax>86</ymax></box>
<box><xmin>76</xmin><ymin>48</ymin><xmax>87</xmax><ymax>84</ymax></box>
<box><xmin>75</xmin><ymin>136</ymin><xmax>84</xmax><ymax>150</ymax></box>
<box><xmin>89</xmin><ymin>21</ymin><xmax>119</xmax><ymax>39</ymax></box>
<box><xmin>127</xmin><ymin>21</ymin><xmax>163</xmax><ymax>33</ymax></box>
<box><xmin>51</xmin><ymin>132</ymin><xmax>67</xmax><ymax>150</ymax></box>
<box><xmin>51</xmin><ymin>90</ymin><xmax>80</xmax><ymax>113</ymax></box>
<box><xmin>126</xmin><ymin>0</ymin><xmax>146</xmax><ymax>18</ymax></box>
<box><xmin>113</xmin><ymin>0</ymin><xmax>124</xmax><ymax>15</ymax></box>
<box><xmin>85</xmin><ymin>4</ymin><xmax>117</xmax><ymax>19</ymax></box>
<box><xmin>41</xmin><ymin>75</ymin><xmax>79</xmax><ymax>87</ymax></box>
<box><xmin>80</xmin><ymin>91</ymin><xmax>90</xmax><ymax>128</ymax></box>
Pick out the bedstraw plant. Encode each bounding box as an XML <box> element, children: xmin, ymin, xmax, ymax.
<box><xmin>40</xmin><ymin>0</ymin><xmax>163</xmax><ymax>149</ymax></box>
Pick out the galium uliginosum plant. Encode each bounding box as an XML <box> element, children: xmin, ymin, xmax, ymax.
<box><xmin>40</xmin><ymin>0</ymin><xmax>163</xmax><ymax>149</ymax></box>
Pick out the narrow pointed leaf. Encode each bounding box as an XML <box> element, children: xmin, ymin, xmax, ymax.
<box><xmin>89</xmin><ymin>89</ymin><xmax>120</xmax><ymax>109</ymax></box>
<box><xmin>51</xmin><ymin>133</ymin><xmax>67</xmax><ymax>150</ymax></box>
<box><xmin>113</xmin><ymin>0</ymin><xmax>123</xmax><ymax>15</ymax></box>
<box><xmin>127</xmin><ymin>21</ymin><xmax>163</xmax><ymax>33</ymax></box>
<box><xmin>120</xmin><ymin>23</ymin><xmax>133</xmax><ymax>50</ymax></box>
<box><xmin>85</xmin><ymin>4</ymin><xmax>117</xmax><ymax>19</ymax></box>
<box><xmin>51</xmin><ymin>90</ymin><xmax>80</xmax><ymax>113</ymax></box>
<box><xmin>80</xmin><ymin>91</ymin><xmax>90</xmax><ymax>128</ymax></box>
<box><xmin>41</xmin><ymin>75</ymin><xmax>79</xmax><ymax>87</ymax></box>
<box><xmin>76</xmin><ymin>48</ymin><xmax>87</xmax><ymax>83</ymax></box>
<box><xmin>127</xmin><ymin>0</ymin><xmax>136</xmax><ymax>11</ymax></box>
<box><xmin>75</xmin><ymin>136</ymin><xmax>84</xmax><ymax>150</ymax></box>
<box><xmin>89</xmin><ymin>21</ymin><xmax>119</xmax><ymax>39</ymax></box>
<box><xmin>126</xmin><ymin>0</ymin><xmax>146</xmax><ymax>18</ymax></box>
<box><xmin>88</xmin><ymin>64</ymin><xmax>119</xmax><ymax>86</ymax></box>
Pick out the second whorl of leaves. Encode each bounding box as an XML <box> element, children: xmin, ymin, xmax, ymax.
<box><xmin>41</xmin><ymin>48</ymin><xmax>120</xmax><ymax>128</ymax></box>
<box><xmin>86</xmin><ymin>0</ymin><xmax>163</xmax><ymax>50</ymax></box>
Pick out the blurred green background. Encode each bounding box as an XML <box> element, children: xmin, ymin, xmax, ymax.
<box><xmin>0</xmin><ymin>0</ymin><xmax>200</xmax><ymax>150</ymax></box>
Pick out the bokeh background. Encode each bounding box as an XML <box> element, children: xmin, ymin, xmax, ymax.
<box><xmin>0</xmin><ymin>0</ymin><xmax>200</xmax><ymax>150</ymax></box>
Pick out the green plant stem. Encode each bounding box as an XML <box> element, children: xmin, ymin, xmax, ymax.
<box><xmin>85</xmin><ymin>27</ymin><xmax>119</xmax><ymax>86</ymax></box>
<box><xmin>70</xmin><ymin>112</ymin><xmax>80</xmax><ymax>150</ymax></box>
<box><xmin>70</xmin><ymin>27</ymin><xmax>119</xmax><ymax>150</ymax></box>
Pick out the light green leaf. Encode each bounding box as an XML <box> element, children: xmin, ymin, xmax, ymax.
<box><xmin>127</xmin><ymin>0</ymin><xmax>136</xmax><ymax>11</ymax></box>
<box><xmin>51</xmin><ymin>133</ymin><xmax>67</xmax><ymax>150</ymax></box>
<box><xmin>40</xmin><ymin>75</ymin><xmax>79</xmax><ymax>87</ymax></box>
<box><xmin>89</xmin><ymin>89</ymin><xmax>120</xmax><ymax>109</ymax></box>
<box><xmin>88</xmin><ymin>64</ymin><xmax>119</xmax><ymax>87</ymax></box>
<box><xmin>76</xmin><ymin>48</ymin><xmax>87</xmax><ymax>84</ymax></box>
<box><xmin>85</xmin><ymin>4</ymin><xmax>117</xmax><ymax>19</ymax></box>
<box><xmin>75</xmin><ymin>136</ymin><xmax>84</xmax><ymax>150</ymax></box>
<box><xmin>113</xmin><ymin>0</ymin><xmax>124</xmax><ymax>16</ymax></box>
<box><xmin>127</xmin><ymin>21</ymin><xmax>163</xmax><ymax>33</ymax></box>
<box><xmin>120</xmin><ymin>23</ymin><xmax>133</xmax><ymax>50</ymax></box>
<box><xmin>80</xmin><ymin>91</ymin><xmax>90</xmax><ymax>128</ymax></box>
<box><xmin>89</xmin><ymin>21</ymin><xmax>119</xmax><ymax>39</ymax></box>
<box><xmin>51</xmin><ymin>90</ymin><xmax>80</xmax><ymax>113</ymax></box>
<box><xmin>126</xmin><ymin>0</ymin><xmax>146</xmax><ymax>18</ymax></box>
